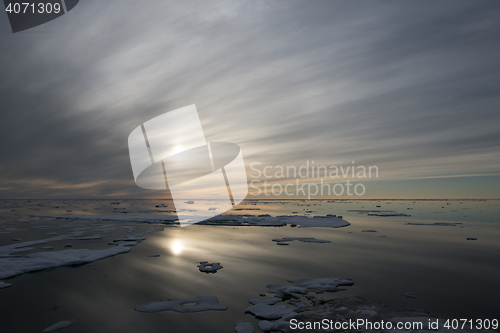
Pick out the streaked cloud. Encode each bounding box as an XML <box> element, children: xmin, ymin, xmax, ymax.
<box><xmin>0</xmin><ymin>0</ymin><xmax>499</xmax><ymax>198</ymax></box>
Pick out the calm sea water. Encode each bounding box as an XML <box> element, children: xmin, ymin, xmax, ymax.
<box><xmin>0</xmin><ymin>199</ymin><xmax>499</xmax><ymax>332</ymax></box>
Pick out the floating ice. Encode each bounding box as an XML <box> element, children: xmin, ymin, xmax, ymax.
<box><xmin>245</xmin><ymin>276</ymin><xmax>477</xmax><ymax>333</ymax></box>
<box><xmin>267</xmin><ymin>284</ymin><xmax>307</xmax><ymax>296</ymax></box>
<box><xmin>41</xmin><ymin>320</ymin><xmax>71</xmax><ymax>332</ymax></box>
<box><xmin>198</xmin><ymin>261</ymin><xmax>223</xmax><ymax>273</ymax></box>
<box><xmin>234</xmin><ymin>322</ymin><xmax>254</xmax><ymax>333</ymax></box>
<box><xmin>68</xmin><ymin>235</ymin><xmax>102</xmax><ymax>240</ymax></box>
<box><xmin>40</xmin><ymin>246</ymin><xmax>54</xmax><ymax>250</ymax></box>
<box><xmin>0</xmin><ymin>235</ymin><xmax>68</xmax><ymax>257</ymax></box>
<box><xmin>32</xmin><ymin>214</ymin><xmax>178</xmax><ymax>224</ymax></box>
<box><xmin>32</xmin><ymin>213</ymin><xmax>349</xmax><ymax>228</ymax></box>
<box><xmin>272</xmin><ymin>237</ymin><xmax>330</xmax><ymax>244</ymax></box>
<box><xmin>258</xmin><ymin>319</ymin><xmax>290</xmax><ymax>332</ymax></box>
<box><xmin>0</xmin><ymin>247</ymin><xmax>131</xmax><ymax>280</ymax></box>
<box><xmin>202</xmin><ymin>215</ymin><xmax>349</xmax><ymax>228</ymax></box>
<box><xmin>406</xmin><ymin>222</ymin><xmax>461</xmax><ymax>226</ymax></box>
<box><xmin>245</xmin><ymin>302</ymin><xmax>295</xmax><ymax>320</ymax></box>
<box><xmin>287</xmin><ymin>277</ymin><xmax>354</xmax><ymax>293</ymax></box>
<box><xmin>135</xmin><ymin>296</ymin><xmax>228</xmax><ymax>313</ymax></box>
<box><xmin>368</xmin><ymin>213</ymin><xmax>410</xmax><ymax>217</ymax></box>
<box><xmin>249</xmin><ymin>298</ymin><xmax>282</xmax><ymax>305</ymax></box>
<box><xmin>113</xmin><ymin>240</ymin><xmax>141</xmax><ymax>247</ymax></box>
<box><xmin>0</xmin><ymin>281</ymin><xmax>11</xmax><ymax>289</ymax></box>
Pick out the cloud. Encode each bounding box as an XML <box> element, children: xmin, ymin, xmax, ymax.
<box><xmin>0</xmin><ymin>0</ymin><xmax>499</xmax><ymax>198</ymax></box>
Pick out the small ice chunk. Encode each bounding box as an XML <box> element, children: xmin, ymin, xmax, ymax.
<box><xmin>64</xmin><ymin>243</ymin><xmax>72</xmax><ymax>247</ymax></box>
<box><xmin>113</xmin><ymin>237</ymin><xmax>146</xmax><ymax>242</ymax></box>
<box><xmin>267</xmin><ymin>284</ymin><xmax>307</xmax><ymax>296</ymax></box>
<box><xmin>466</xmin><ymin>237</ymin><xmax>477</xmax><ymax>240</ymax></box>
<box><xmin>69</xmin><ymin>235</ymin><xmax>102</xmax><ymax>240</ymax></box>
<box><xmin>185</xmin><ymin>201</ymin><xmax>194</xmax><ymax>204</ymax></box>
<box><xmin>11</xmin><ymin>238</ymin><xmax>21</xmax><ymax>241</ymax></box>
<box><xmin>258</xmin><ymin>320</ymin><xmax>290</xmax><ymax>332</ymax></box>
<box><xmin>287</xmin><ymin>276</ymin><xmax>354</xmax><ymax>293</ymax></box>
<box><xmin>41</xmin><ymin>246</ymin><xmax>54</xmax><ymax>250</ymax></box>
<box><xmin>276</xmin><ymin>242</ymin><xmax>289</xmax><ymax>246</ymax></box>
<box><xmin>148</xmin><ymin>254</ymin><xmax>160</xmax><ymax>257</ymax></box>
<box><xmin>198</xmin><ymin>261</ymin><xmax>223</xmax><ymax>273</ymax></box>
<box><xmin>362</xmin><ymin>230</ymin><xmax>377</xmax><ymax>232</ymax></box>
<box><xmin>272</xmin><ymin>237</ymin><xmax>330</xmax><ymax>243</ymax></box>
<box><xmin>135</xmin><ymin>296</ymin><xmax>228</xmax><ymax>313</ymax></box>
<box><xmin>406</xmin><ymin>222</ymin><xmax>461</xmax><ymax>226</ymax></box>
<box><xmin>41</xmin><ymin>320</ymin><xmax>71</xmax><ymax>332</ymax></box>
<box><xmin>355</xmin><ymin>309</ymin><xmax>380</xmax><ymax>319</ymax></box>
<box><xmin>113</xmin><ymin>240</ymin><xmax>140</xmax><ymax>247</ymax></box>
<box><xmin>235</xmin><ymin>322</ymin><xmax>254</xmax><ymax>333</ymax></box>
<box><xmin>245</xmin><ymin>302</ymin><xmax>294</xmax><ymax>320</ymax></box>
<box><xmin>0</xmin><ymin>281</ymin><xmax>11</xmax><ymax>289</ymax></box>
<box><xmin>249</xmin><ymin>298</ymin><xmax>282</xmax><ymax>305</ymax></box>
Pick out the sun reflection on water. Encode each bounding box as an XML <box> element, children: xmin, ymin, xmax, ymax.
<box><xmin>171</xmin><ymin>240</ymin><xmax>183</xmax><ymax>255</ymax></box>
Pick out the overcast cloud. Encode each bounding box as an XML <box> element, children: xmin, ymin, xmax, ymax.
<box><xmin>0</xmin><ymin>0</ymin><xmax>499</xmax><ymax>198</ymax></box>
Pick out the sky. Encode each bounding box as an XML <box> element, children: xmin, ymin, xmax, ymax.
<box><xmin>0</xmin><ymin>0</ymin><xmax>499</xmax><ymax>199</ymax></box>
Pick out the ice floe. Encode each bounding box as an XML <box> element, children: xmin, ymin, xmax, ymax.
<box><xmin>41</xmin><ymin>320</ymin><xmax>71</xmax><ymax>332</ymax></box>
<box><xmin>272</xmin><ymin>237</ymin><xmax>330</xmax><ymax>244</ymax></box>
<box><xmin>245</xmin><ymin>301</ymin><xmax>296</xmax><ymax>320</ymax></box>
<box><xmin>134</xmin><ymin>296</ymin><xmax>228</xmax><ymax>313</ymax></box>
<box><xmin>287</xmin><ymin>276</ymin><xmax>354</xmax><ymax>293</ymax></box>
<box><xmin>0</xmin><ymin>281</ymin><xmax>11</xmax><ymax>289</ymax></box>
<box><xmin>0</xmin><ymin>247</ymin><xmax>131</xmax><ymax>280</ymax></box>
<box><xmin>202</xmin><ymin>215</ymin><xmax>349</xmax><ymax>228</ymax></box>
<box><xmin>241</xmin><ymin>277</ymin><xmax>484</xmax><ymax>333</ymax></box>
<box><xmin>197</xmin><ymin>261</ymin><xmax>223</xmax><ymax>273</ymax></box>
<box><xmin>31</xmin><ymin>213</ymin><xmax>349</xmax><ymax>228</ymax></box>
<box><xmin>0</xmin><ymin>220</ymin><xmax>168</xmax><ymax>288</ymax></box>
<box><xmin>32</xmin><ymin>214</ymin><xmax>178</xmax><ymax>224</ymax></box>
<box><xmin>234</xmin><ymin>322</ymin><xmax>254</xmax><ymax>333</ymax></box>
<box><xmin>406</xmin><ymin>222</ymin><xmax>462</xmax><ymax>226</ymax></box>
<box><xmin>249</xmin><ymin>298</ymin><xmax>283</xmax><ymax>305</ymax></box>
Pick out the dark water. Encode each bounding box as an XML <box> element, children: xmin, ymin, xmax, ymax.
<box><xmin>0</xmin><ymin>199</ymin><xmax>499</xmax><ymax>332</ymax></box>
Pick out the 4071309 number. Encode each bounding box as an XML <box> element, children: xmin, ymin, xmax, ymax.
<box><xmin>5</xmin><ymin>2</ymin><xmax>62</xmax><ymax>14</ymax></box>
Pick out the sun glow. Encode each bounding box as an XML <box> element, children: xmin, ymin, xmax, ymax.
<box><xmin>171</xmin><ymin>240</ymin><xmax>183</xmax><ymax>255</ymax></box>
